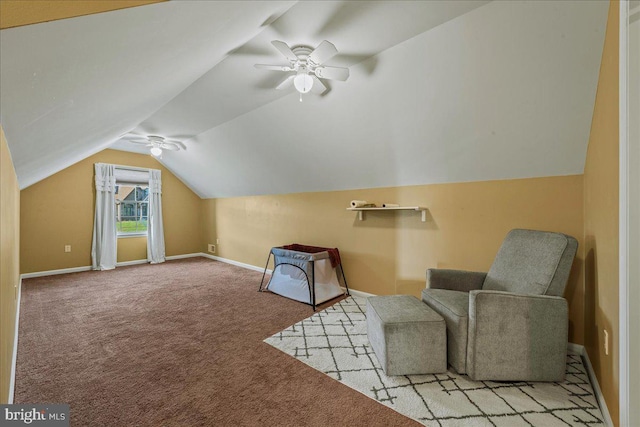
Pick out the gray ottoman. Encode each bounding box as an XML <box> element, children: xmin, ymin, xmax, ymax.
<box><xmin>367</xmin><ymin>295</ymin><xmax>446</xmax><ymax>376</ymax></box>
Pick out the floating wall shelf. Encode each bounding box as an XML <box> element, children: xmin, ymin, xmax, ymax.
<box><xmin>347</xmin><ymin>206</ymin><xmax>427</xmax><ymax>222</ymax></box>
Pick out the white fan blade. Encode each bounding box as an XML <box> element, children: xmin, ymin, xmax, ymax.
<box><xmin>271</xmin><ymin>40</ymin><xmax>298</xmax><ymax>63</ymax></box>
<box><xmin>308</xmin><ymin>40</ymin><xmax>338</xmax><ymax>65</ymax></box>
<box><xmin>128</xmin><ymin>140</ymin><xmax>152</xmax><ymax>146</ymax></box>
<box><xmin>165</xmin><ymin>139</ymin><xmax>187</xmax><ymax>150</ymax></box>
<box><xmin>161</xmin><ymin>143</ymin><xmax>180</xmax><ymax>151</ymax></box>
<box><xmin>121</xmin><ymin>134</ymin><xmax>146</xmax><ymax>141</ymax></box>
<box><xmin>254</xmin><ymin>64</ymin><xmax>294</xmax><ymax>72</ymax></box>
<box><xmin>311</xmin><ymin>75</ymin><xmax>327</xmax><ymax>94</ymax></box>
<box><xmin>314</xmin><ymin>66</ymin><xmax>349</xmax><ymax>81</ymax></box>
<box><xmin>276</xmin><ymin>75</ymin><xmax>295</xmax><ymax>90</ymax></box>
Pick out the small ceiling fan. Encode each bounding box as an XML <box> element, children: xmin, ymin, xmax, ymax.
<box><xmin>255</xmin><ymin>40</ymin><xmax>349</xmax><ymax>100</ymax></box>
<box><xmin>122</xmin><ymin>134</ymin><xmax>186</xmax><ymax>157</ymax></box>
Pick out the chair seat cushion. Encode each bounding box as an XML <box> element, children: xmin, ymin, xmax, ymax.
<box><xmin>421</xmin><ymin>288</ymin><xmax>469</xmax><ymax>374</ymax></box>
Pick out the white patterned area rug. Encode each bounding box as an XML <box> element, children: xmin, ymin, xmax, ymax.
<box><xmin>265</xmin><ymin>296</ymin><xmax>604</xmax><ymax>427</ymax></box>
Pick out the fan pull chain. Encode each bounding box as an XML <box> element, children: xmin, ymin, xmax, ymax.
<box><xmin>299</xmin><ymin>93</ymin><xmax>303</xmax><ymax>103</ymax></box>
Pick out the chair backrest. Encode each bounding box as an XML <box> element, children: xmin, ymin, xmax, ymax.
<box><xmin>482</xmin><ymin>229</ymin><xmax>578</xmax><ymax>296</ymax></box>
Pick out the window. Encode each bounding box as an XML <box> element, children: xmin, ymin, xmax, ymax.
<box><xmin>115</xmin><ymin>184</ymin><xmax>149</xmax><ymax>236</ymax></box>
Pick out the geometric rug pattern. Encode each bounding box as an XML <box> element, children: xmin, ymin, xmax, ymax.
<box><xmin>265</xmin><ymin>296</ymin><xmax>605</xmax><ymax>427</ymax></box>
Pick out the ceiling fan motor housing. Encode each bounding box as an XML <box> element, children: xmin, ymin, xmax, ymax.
<box><xmin>254</xmin><ymin>40</ymin><xmax>349</xmax><ymax>95</ymax></box>
<box><xmin>291</xmin><ymin>46</ymin><xmax>313</xmax><ymax>62</ymax></box>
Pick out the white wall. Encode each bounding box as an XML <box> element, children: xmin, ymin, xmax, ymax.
<box><xmin>162</xmin><ymin>0</ymin><xmax>608</xmax><ymax>198</ymax></box>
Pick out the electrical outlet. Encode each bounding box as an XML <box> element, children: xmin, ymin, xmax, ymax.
<box><xmin>604</xmin><ymin>329</ymin><xmax>609</xmax><ymax>356</ymax></box>
<box><xmin>64</xmin><ymin>245</ymin><xmax>71</xmax><ymax>253</ymax></box>
<box><xmin>208</xmin><ymin>244</ymin><xmax>216</xmax><ymax>253</ymax></box>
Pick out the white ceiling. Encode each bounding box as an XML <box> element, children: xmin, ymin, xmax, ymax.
<box><xmin>0</xmin><ymin>0</ymin><xmax>608</xmax><ymax>197</ymax></box>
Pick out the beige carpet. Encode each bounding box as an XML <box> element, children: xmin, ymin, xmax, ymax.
<box><xmin>15</xmin><ymin>258</ymin><xmax>419</xmax><ymax>426</ymax></box>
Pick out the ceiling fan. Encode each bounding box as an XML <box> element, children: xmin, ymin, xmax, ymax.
<box><xmin>122</xmin><ymin>134</ymin><xmax>186</xmax><ymax>157</ymax></box>
<box><xmin>255</xmin><ymin>40</ymin><xmax>349</xmax><ymax>100</ymax></box>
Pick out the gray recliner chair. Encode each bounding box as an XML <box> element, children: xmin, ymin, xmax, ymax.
<box><xmin>422</xmin><ymin>229</ymin><xmax>578</xmax><ymax>382</ymax></box>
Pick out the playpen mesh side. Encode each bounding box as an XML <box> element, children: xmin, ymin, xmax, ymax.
<box><xmin>271</xmin><ymin>248</ymin><xmax>331</xmax><ymax>280</ymax></box>
<box><xmin>266</xmin><ymin>248</ymin><xmax>343</xmax><ymax>305</ymax></box>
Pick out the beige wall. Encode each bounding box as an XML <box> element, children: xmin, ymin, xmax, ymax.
<box><xmin>0</xmin><ymin>126</ymin><xmax>20</xmax><ymax>403</ymax></box>
<box><xmin>202</xmin><ymin>198</ymin><xmax>217</xmax><ymax>254</ymax></box>
<box><xmin>117</xmin><ymin>237</ymin><xmax>148</xmax><ymax>264</ymax></box>
<box><xmin>20</xmin><ymin>149</ymin><xmax>202</xmax><ymax>273</ymax></box>
<box><xmin>583</xmin><ymin>1</ymin><xmax>620</xmax><ymax>424</ymax></box>
<box><xmin>0</xmin><ymin>0</ymin><xmax>165</xmax><ymax>29</ymax></box>
<box><xmin>204</xmin><ymin>175</ymin><xmax>585</xmax><ymax>343</ymax></box>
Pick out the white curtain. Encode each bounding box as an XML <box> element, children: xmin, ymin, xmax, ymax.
<box><xmin>147</xmin><ymin>169</ymin><xmax>166</xmax><ymax>264</ymax></box>
<box><xmin>91</xmin><ymin>163</ymin><xmax>117</xmax><ymax>270</ymax></box>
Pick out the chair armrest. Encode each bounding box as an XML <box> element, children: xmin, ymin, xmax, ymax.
<box><xmin>467</xmin><ymin>290</ymin><xmax>568</xmax><ymax>381</ymax></box>
<box><xmin>426</xmin><ymin>269</ymin><xmax>486</xmax><ymax>292</ymax></box>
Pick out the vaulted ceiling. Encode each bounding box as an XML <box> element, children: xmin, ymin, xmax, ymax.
<box><xmin>0</xmin><ymin>1</ymin><xmax>608</xmax><ymax>197</ymax></box>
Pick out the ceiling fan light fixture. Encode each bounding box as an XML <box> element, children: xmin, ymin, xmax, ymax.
<box><xmin>293</xmin><ymin>72</ymin><xmax>313</xmax><ymax>94</ymax></box>
<box><xmin>150</xmin><ymin>146</ymin><xmax>162</xmax><ymax>157</ymax></box>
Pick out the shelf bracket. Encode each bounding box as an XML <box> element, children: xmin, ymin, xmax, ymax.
<box><xmin>358</xmin><ymin>211</ymin><xmax>364</xmax><ymax>221</ymax></box>
<box><xmin>421</xmin><ymin>210</ymin><xmax>426</xmax><ymax>222</ymax></box>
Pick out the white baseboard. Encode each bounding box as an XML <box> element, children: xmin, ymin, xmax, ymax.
<box><xmin>20</xmin><ymin>253</ymin><xmax>207</xmax><ymax>279</ymax></box>
<box><xmin>101</xmin><ymin>254</ymin><xmax>204</xmax><ymax>267</ymax></box>
<box><xmin>344</xmin><ymin>288</ymin><xmax>376</xmax><ymax>298</ymax></box>
<box><xmin>8</xmin><ymin>276</ymin><xmax>22</xmax><ymax>404</ymax></box>
<box><xmin>21</xmin><ymin>265</ymin><xmax>92</xmax><ymax>279</ymax></box>
<box><xmin>568</xmin><ymin>343</ymin><xmax>613</xmax><ymax>427</ymax></box>
<box><xmin>201</xmin><ymin>253</ymin><xmax>272</xmax><ymax>275</ymax></box>
<box><xmin>166</xmin><ymin>253</ymin><xmax>203</xmax><ymax>261</ymax></box>
<box><xmin>116</xmin><ymin>259</ymin><xmax>147</xmax><ymax>267</ymax></box>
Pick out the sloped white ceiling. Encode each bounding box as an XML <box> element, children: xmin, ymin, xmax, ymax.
<box><xmin>0</xmin><ymin>0</ymin><xmax>295</xmax><ymax>188</ymax></box>
<box><xmin>0</xmin><ymin>1</ymin><xmax>608</xmax><ymax>197</ymax></box>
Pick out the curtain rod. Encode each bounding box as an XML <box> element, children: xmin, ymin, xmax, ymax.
<box><xmin>96</xmin><ymin>163</ymin><xmax>159</xmax><ymax>173</ymax></box>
